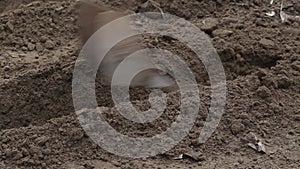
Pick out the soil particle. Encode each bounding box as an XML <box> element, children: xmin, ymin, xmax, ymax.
<box><xmin>212</xmin><ymin>29</ymin><xmax>233</xmax><ymax>38</ymax></box>
<box><xmin>291</xmin><ymin>61</ymin><xmax>300</xmax><ymax>72</ymax></box>
<box><xmin>13</xmin><ymin>151</ymin><xmax>23</xmax><ymax>161</ymax></box>
<box><xmin>256</xmin><ymin>68</ymin><xmax>269</xmax><ymax>79</ymax></box>
<box><xmin>261</xmin><ymin>77</ymin><xmax>278</xmax><ymax>89</ymax></box>
<box><xmin>200</xmin><ymin>18</ymin><xmax>218</xmax><ymax>34</ymax></box>
<box><xmin>45</xmin><ymin>40</ymin><xmax>55</xmax><ymax>49</ymax></box>
<box><xmin>269</xmin><ymin>103</ymin><xmax>283</xmax><ymax>114</ymax></box>
<box><xmin>256</xmin><ymin>86</ymin><xmax>272</xmax><ymax>98</ymax></box>
<box><xmin>3</xmin><ymin>65</ymin><xmax>10</xmax><ymax>71</ymax></box>
<box><xmin>259</xmin><ymin>38</ymin><xmax>275</xmax><ymax>48</ymax></box>
<box><xmin>277</xmin><ymin>75</ymin><xmax>292</xmax><ymax>89</ymax></box>
<box><xmin>21</xmin><ymin>147</ymin><xmax>30</xmax><ymax>157</ymax></box>
<box><xmin>293</xmin><ymin>114</ymin><xmax>300</xmax><ymax>121</ymax></box>
<box><xmin>35</xmin><ymin>136</ymin><xmax>50</xmax><ymax>146</ymax></box>
<box><xmin>230</xmin><ymin>120</ymin><xmax>246</xmax><ymax>135</ymax></box>
<box><xmin>6</xmin><ymin>20</ymin><xmax>14</xmax><ymax>32</ymax></box>
<box><xmin>40</xmin><ymin>36</ymin><xmax>48</xmax><ymax>43</ymax></box>
<box><xmin>27</xmin><ymin>43</ymin><xmax>35</xmax><ymax>51</ymax></box>
<box><xmin>36</xmin><ymin>43</ymin><xmax>44</xmax><ymax>52</ymax></box>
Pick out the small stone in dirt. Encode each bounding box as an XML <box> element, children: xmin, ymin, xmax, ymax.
<box><xmin>173</xmin><ymin>152</ymin><xmax>203</xmax><ymax>162</ymax></box>
<box><xmin>262</xmin><ymin>77</ymin><xmax>278</xmax><ymax>89</ymax></box>
<box><xmin>19</xmin><ymin>54</ymin><xmax>26</xmax><ymax>58</ymax></box>
<box><xmin>256</xmin><ymin>68</ymin><xmax>268</xmax><ymax>79</ymax></box>
<box><xmin>200</xmin><ymin>18</ymin><xmax>218</xmax><ymax>33</ymax></box>
<box><xmin>41</xmin><ymin>163</ymin><xmax>47</xmax><ymax>169</ymax></box>
<box><xmin>256</xmin><ymin>86</ymin><xmax>272</xmax><ymax>98</ymax></box>
<box><xmin>259</xmin><ymin>38</ymin><xmax>275</xmax><ymax>48</ymax></box>
<box><xmin>36</xmin><ymin>43</ymin><xmax>44</xmax><ymax>52</ymax></box>
<box><xmin>238</xmin><ymin>159</ymin><xmax>244</xmax><ymax>164</ymax></box>
<box><xmin>277</xmin><ymin>75</ymin><xmax>292</xmax><ymax>89</ymax></box>
<box><xmin>3</xmin><ymin>66</ymin><xmax>10</xmax><ymax>71</ymax></box>
<box><xmin>28</xmin><ymin>43</ymin><xmax>35</xmax><ymax>51</ymax></box>
<box><xmin>230</xmin><ymin>120</ymin><xmax>245</xmax><ymax>135</ymax></box>
<box><xmin>40</xmin><ymin>36</ymin><xmax>48</xmax><ymax>43</ymax></box>
<box><xmin>71</xmin><ymin>129</ymin><xmax>85</xmax><ymax>141</ymax></box>
<box><xmin>6</xmin><ymin>21</ymin><xmax>14</xmax><ymax>32</ymax></box>
<box><xmin>212</xmin><ymin>29</ymin><xmax>233</xmax><ymax>37</ymax></box>
<box><xmin>45</xmin><ymin>40</ymin><xmax>55</xmax><ymax>49</ymax></box>
<box><xmin>29</xmin><ymin>145</ymin><xmax>42</xmax><ymax>155</ymax></box>
<box><xmin>22</xmin><ymin>46</ymin><xmax>28</xmax><ymax>51</ymax></box>
<box><xmin>35</xmin><ymin>136</ymin><xmax>49</xmax><ymax>146</ymax></box>
<box><xmin>21</xmin><ymin>148</ymin><xmax>29</xmax><ymax>156</ymax></box>
<box><xmin>269</xmin><ymin>103</ymin><xmax>283</xmax><ymax>114</ymax></box>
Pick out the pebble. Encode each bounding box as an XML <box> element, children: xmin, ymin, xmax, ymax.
<box><xmin>256</xmin><ymin>86</ymin><xmax>272</xmax><ymax>98</ymax></box>
<box><xmin>35</xmin><ymin>136</ymin><xmax>49</xmax><ymax>146</ymax></box>
<box><xmin>3</xmin><ymin>66</ymin><xmax>10</xmax><ymax>71</ymax></box>
<box><xmin>71</xmin><ymin>129</ymin><xmax>84</xmax><ymax>141</ymax></box>
<box><xmin>238</xmin><ymin>159</ymin><xmax>244</xmax><ymax>164</ymax></box>
<box><xmin>21</xmin><ymin>147</ymin><xmax>29</xmax><ymax>156</ymax></box>
<box><xmin>6</xmin><ymin>21</ymin><xmax>14</xmax><ymax>32</ymax></box>
<box><xmin>269</xmin><ymin>103</ymin><xmax>283</xmax><ymax>114</ymax></box>
<box><xmin>200</xmin><ymin>18</ymin><xmax>218</xmax><ymax>33</ymax></box>
<box><xmin>256</xmin><ymin>68</ymin><xmax>268</xmax><ymax>79</ymax></box>
<box><xmin>36</xmin><ymin>43</ymin><xmax>44</xmax><ymax>52</ymax></box>
<box><xmin>21</xmin><ymin>46</ymin><xmax>28</xmax><ymax>51</ymax></box>
<box><xmin>29</xmin><ymin>145</ymin><xmax>43</xmax><ymax>158</ymax></box>
<box><xmin>27</xmin><ymin>43</ymin><xmax>35</xmax><ymax>51</ymax></box>
<box><xmin>42</xmin><ymin>163</ymin><xmax>47</xmax><ymax>169</ymax></box>
<box><xmin>262</xmin><ymin>77</ymin><xmax>278</xmax><ymax>89</ymax></box>
<box><xmin>230</xmin><ymin>120</ymin><xmax>245</xmax><ymax>135</ymax></box>
<box><xmin>212</xmin><ymin>29</ymin><xmax>233</xmax><ymax>37</ymax></box>
<box><xmin>277</xmin><ymin>75</ymin><xmax>292</xmax><ymax>89</ymax></box>
<box><xmin>45</xmin><ymin>40</ymin><xmax>55</xmax><ymax>49</ymax></box>
<box><xmin>259</xmin><ymin>38</ymin><xmax>275</xmax><ymax>48</ymax></box>
<box><xmin>40</xmin><ymin>36</ymin><xmax>47</xmax><ymax>43</ymax></box>
<box><xmin>19</xmin><ymin>54</ymin><xmax>26</xmax><ymax>58</ymax></box>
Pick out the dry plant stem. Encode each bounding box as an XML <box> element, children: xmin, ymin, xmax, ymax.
<box><xmin>280</xmin><ymin>0</ymin><xmax>300</xmax><ymax>23</ymax></box>
<box><xmin>143</xmin><ymin>0</ymin><xmax>165</xmax><ymax>19</ymax></box>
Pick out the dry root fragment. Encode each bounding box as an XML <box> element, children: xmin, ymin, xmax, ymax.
<box><xmin>280</xmin><ymin>11</ymin><xmax>300</xmax><ymax>23</ymax></box>
<box><xmin>266</xmin><ymin>11</ymin><xmax>276</xmax><ymax>17</ymax></box>
<box><xmin>141</xmin><ymin>0</ymin><xmax>165</xmax><ymax>19</ymax></box>
<box><xmin>280</xmin><ymin>0</ymin><xmax>300</xmax><ymax>23</ymax></box>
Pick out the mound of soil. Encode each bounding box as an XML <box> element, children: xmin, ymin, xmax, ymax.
<box><xmin>0</xmin><ymin>0</ymin><xmax>299</xmax><ymax>168</ymax></box>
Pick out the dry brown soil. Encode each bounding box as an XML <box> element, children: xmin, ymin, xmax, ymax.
<box><xmin>0</xmin><ymin>0</ymin><xmax>299</xmax><ymax>168</ymax></box>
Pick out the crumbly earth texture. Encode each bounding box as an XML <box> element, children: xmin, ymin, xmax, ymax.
<box><xmin>0</xmin><ymin>0</ymin><xmax>299</xmax><ymax>168</ymax></box>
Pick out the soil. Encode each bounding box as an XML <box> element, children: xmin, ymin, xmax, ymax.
<box><xmin>0</xmin><ymin>0</ymin><xmax>299</xmax><ymax>168</ymax></box>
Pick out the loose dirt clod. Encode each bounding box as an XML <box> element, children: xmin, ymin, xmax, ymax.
<box><xmin>256</xmin><ymin>86</ymin><xmax>272</xmax><ymax>98</ymax></box>
<box><xmin>200</xmin><ymin>18</ymin><xmax>218</xmax><ymax>33</ymax></box>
